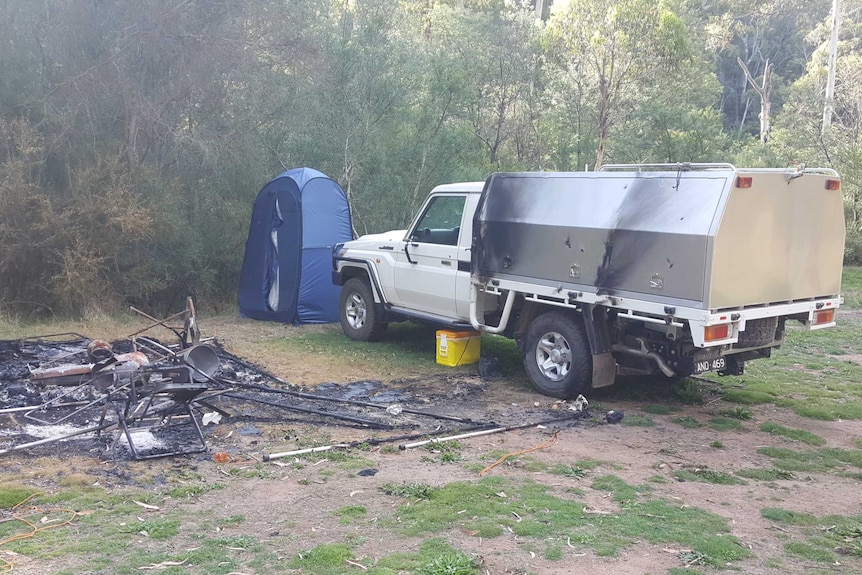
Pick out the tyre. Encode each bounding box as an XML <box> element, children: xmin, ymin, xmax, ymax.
<box><xmin>523</xmin><ymin>311</ymin><xmax>592</xmax><ymax>399</ymax></box>
<box><xmin>736</xmin><ymin>317</ymin><xmax>778</xmax><ymax>347</ymax></box>
<box><xmin>339</xmin><ymin>277</ymin><xmax>388</xmax><ymax>341</ymax></box>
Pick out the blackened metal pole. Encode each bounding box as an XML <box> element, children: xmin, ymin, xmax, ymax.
<box><xmin>223</xmin><ymin>393</ymin><xmax>394</xmax><ymax>429</ymax></box>
<box><xmin>216</xmin><ymin>376</ymin><xmax>474</xmax><ymax>424</ymax></box>
<box><xmin>262</xmin><ymin>423</ymin><xmax>498</xmax><ymax>462</ymax></box>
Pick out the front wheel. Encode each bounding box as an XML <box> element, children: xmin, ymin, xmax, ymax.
<box><xmin>339</xmin><ymin>277</ymin><xmax>388</xmax><ymax>341</ymax></box>
<box><xmin>523</xmin><ymin>311</ymin><xmax>592</xmax><ymax>399</ymax></box>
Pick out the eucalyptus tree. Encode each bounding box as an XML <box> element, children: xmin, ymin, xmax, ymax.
<box><xmin>765</xmin><ymin>1</ymin><xmax>862</xmax><ymax>261</ymax></box>
<box><xmin>546</xmin><ymin>0</ymin><xmax>689</xmax><ymax>168</ymax></box>
<box><xmin>688</xmin><ymin>0</ymin><xmax>832</xmax><ymax>136</ymax></box>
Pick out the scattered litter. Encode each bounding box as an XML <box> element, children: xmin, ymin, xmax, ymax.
<box><xmin>605</xmin><ymin>410</ymin><xmax>624</xmax><ymax>424</ymax></box>
<box><xmin>201</xmin><ymin>412</ymin><xmax>222</xmax><ymax>426</ymax></box>
<box><xmin>213</xmin><ymin>452</ymin><xmax>230</xmax><ymax>463</ymax></box>
<box><xmin>132</xmin><ymin>501</ymin><xmax>160</xmax><ymax>512</ymax></box>
<box><xmin>357</xmin><ymin>468</ymin><xmax>378</xmax><ymax>477</ymax></box>
<box><xmin>137</xmin><ymin>558</ymin><xmax>188</xmax><ymax>570</ymax></box>
<box><xmin>385</xmin><ymin>404</ymin><xmax>403</xmax><ymax>415</ymax></box>
<box><xmin>478</xmin><ymin>356</ymin><xmax>501</xmax><ymax>378</ymax></box>
<box><xmin>569</xmin><ymin>394</ymin><xmax>589</xmax><ymax>412</ymax></box>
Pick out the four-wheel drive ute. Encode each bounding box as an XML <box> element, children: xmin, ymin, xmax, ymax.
<box><xmin>332</xmin><ymin>164</ymin><xmax>846</xmax><ymax>399</ymax></box>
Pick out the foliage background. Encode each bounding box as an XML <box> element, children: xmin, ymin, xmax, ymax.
<box><xmin>0</xmin><ymin>0</ymin><xmax>858</xmax><ymax>316</ymax></box>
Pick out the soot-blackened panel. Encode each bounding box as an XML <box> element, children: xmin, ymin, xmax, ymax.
<box><xmin>473</xmin><ymin>172</ymin><xmax>727</xmax><ymax>303</ymax></box>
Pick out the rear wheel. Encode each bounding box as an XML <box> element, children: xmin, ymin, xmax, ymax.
<box><xmin>736</xmin><ymin>317</ymin><xmax>779</xmax><ymax>347</ymax></box>
<box><xmin>339</xmin><ymin>277</ymin><xmax>388</xmax><ymax>341</ymax></box>
<box><xmin>523</xmin><ymin>311</ymin><xmax>592</xmax><ymax>399</ymax></box>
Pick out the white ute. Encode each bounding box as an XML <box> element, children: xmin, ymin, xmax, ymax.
<box><xmin>332</xmin><ymin>164</ymin><xmax>845</xmax><ymax>398</ymax></box>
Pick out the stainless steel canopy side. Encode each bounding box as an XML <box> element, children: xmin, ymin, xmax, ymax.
<box><xmin>708</xmin><ymin>172</ymin><xmax>845</xmax><ymax>309</ymax></box>
<box><xmin>473</xmin><ymin>172</ymin><xmax>730</xmax><ymax>304</ymax></box>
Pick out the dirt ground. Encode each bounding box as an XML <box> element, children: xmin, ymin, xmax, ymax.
<box><xmin>2</xmin><ymin>318</ymin><xmax>862</xmax><ymax>575</ymax></box>
<box><xmin>191</xmin><ymin>381</ymin><xmax>861</xmax><ymax>575</ymax></box>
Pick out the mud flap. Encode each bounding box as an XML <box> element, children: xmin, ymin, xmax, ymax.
<box><xmin>581</xmin><ymin>305</ymin><xmax>617</xmax><ymax>389</ymax></box>
<box><xmin>592</xmin><ymin>352</ymin><xmax>616</xmax><ymax>388</ymax></box>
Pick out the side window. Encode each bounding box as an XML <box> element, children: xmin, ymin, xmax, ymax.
<box><xmin>410</xmin><ymin>195</ymin><xmax>466</xmax><ymax>246</ymax></box>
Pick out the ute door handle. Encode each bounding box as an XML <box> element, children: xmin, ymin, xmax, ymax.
<box><xmin>441</xmin><ymin>260</ymin><xmax>452</xmax><ymax>266</ymax></box>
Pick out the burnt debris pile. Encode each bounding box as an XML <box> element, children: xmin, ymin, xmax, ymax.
<box><xmin>0</xmin><ymin>300</ymin><xmax>591</xmax><ymax>462</ymax></box>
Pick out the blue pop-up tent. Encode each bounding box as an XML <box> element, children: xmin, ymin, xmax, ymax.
<box><xmin>238</xmin><ymin>168</ymin><xmax>352</xmax><ymax>324</ymax></box>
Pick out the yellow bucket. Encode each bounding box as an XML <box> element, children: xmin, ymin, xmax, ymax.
<box><xmin>436</xmin><ymin>329</ymin><xmax>481</xmax><ymax>367</ymax></box>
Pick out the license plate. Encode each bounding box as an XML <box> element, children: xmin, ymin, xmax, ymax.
<box><xmin>693</xmin><ymin>357</ymin><xmax>726</xmax><ymax>374</ymax></box>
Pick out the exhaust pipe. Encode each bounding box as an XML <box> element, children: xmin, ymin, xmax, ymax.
<box><xmin>611</xmin><ymin>338</ymin><xmax>676</xmax><ymax>377</ymax></box>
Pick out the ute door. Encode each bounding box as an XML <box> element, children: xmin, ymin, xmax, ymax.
<box><xmin>394</xmin><ymin>194</ymin><xmax>466</xmax><ymax>318</ymax></box>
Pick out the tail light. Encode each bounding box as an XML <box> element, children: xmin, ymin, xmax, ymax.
<box><xmin>704</xmin><ymin>324</ymin><xmax>730</xmax><ymax>342</ymax></box>
<box><xmin>825</xmin><ymin>179</ymin><xmax>841</xmax><ymax>191</ymax></box>
<box><xmin>813</xmin><ymin>309</ymin><xmax>835</xmax><ymax>325</ymax></box>
<box><xmin>736</xmin><ymin>176</ymin><xmax>753</xmax><ymax>188</ymax></box>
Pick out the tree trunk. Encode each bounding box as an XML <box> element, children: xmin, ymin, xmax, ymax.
<box><xmin>822</xmin><ymin>0</ymin><xmax>841</xmax><ymax>132</ymax></box>
<box><xmin>737</xmin><ymin>58</ymin><xmax>772</xmax><ymax>144</ymax></box>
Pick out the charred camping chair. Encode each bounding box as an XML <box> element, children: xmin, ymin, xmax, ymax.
<box><xmin>115</xmin><ymin>365</ymin><xmax>209</xmax><ymax>460</ymax></box>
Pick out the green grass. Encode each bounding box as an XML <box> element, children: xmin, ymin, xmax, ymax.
<box><xmin>380</xmin><ymin>483</ymin><xmax>436</xmax><ymax>499</ymax></box>
<box><xmin>710</xmin><ymin>320</ymin><xmax>862</xmax><ymax>420</ymax></box>
<box><xmin>761</xmin><ymin>508</ymin><xmax>819</xmax><ymax>525</ymax></box>
<box><xmin>0</xmin><ymin>484</ymin><xmax>39</xmax><ymax>508</ymax></box>
<box><xmin>591</xmin><ymin>475</ymin><xmax>649</xmax><ymax>504</ymax></box>
<box><xmin>696</xmin><ymin>270</ymin><xmax>862</xmax><ymax>421</ymax></box>
<box><xmin>126</xmin><ymin>518</ymin><xmax>180</xmax><ymax>539</ymax></box>
<box><xmin>335</xmin><ymin>505</ymin><xmax>367</xmax><ymax>524</ymax></box>
<box><xmin>735</xmin><ymin>468</ymin><xmax>794</xmax><ymax>481</ymax></box>
<box><xmin>167</xmin><ymin>482</ymin><xmax>225</xmax><ymax>499</ymax></box>
<box><xmin>0</xmin><ymin>478</ymin><xmax>296</xmax><ymax>575</ymax></box>
<box><xmin>642</xmin><ymin>404</ymin><xmax>679</xmax><ymax>415</ymax></box>
<box><xmin>757</xmin><ymin>446</ymin><xmax>862</xmax><ymax>473</ymax></box>
<box><xmin>672</xmin><ymin>416</ymin><xmax>702</xmax><ymax>428</ymax></box>
<box><xmin>272</xmin><ymin>323</ymin><xmax>527</xmax><ymax>384</ymax></box>
<box><xmin>621</xmin><ymin>415</ymin><xmax>656</xmax><ymax>427</ymax></box>
<box><xmin>842</xmin><ymin>266</ymin><xmax>862</xmax><ymax>308</ymax></box>
<box><xmin>675</xmin><ymin>379</ymin><xmax>705</xmax><ymax>404</ymax></box>
<box><xmin>549</xmin><ymin>464</ymin><xmax>588</xmax><ymax>478</ymax></box>
<box><xmin>717</xmin><ymin>406</ymin><xmax>753</xmax><ymax>420</ymax></box>
<box><xmin>673</xmin><ymin>468</ymin><xmax>746</xmax><ymax>485</ymax></box>
<box><xmin>424</xmin><ymin>440</ymin><xmax>464</xmax><ymax>463</ymax></box>
<box><xmin>759</xmin><ymin>422</ymin><xmax>826</xmax><ymax>445</ymax></box>
<box><xmin>378</xmin><ymin>475</ymin><xmax>747</xmax><ymax>565</ymax></box>
<box><xmin>288</xmin><ymin>538</ymin><xmax>481</xmax><ymax>575</ymax></box>
<box><xmin>759</xmin><ymin>505</ymin><xmax>862</xmax><ymax>566</ymax></box>
<box><xmin>721</xmin><ymin>389</ymin><xmax>775</xmax><ymax>405</ymax></box>
<box><xmin>707</xmin><ymin>417</ymin><xmax>744</xmax><ymax>431</ymax></box>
